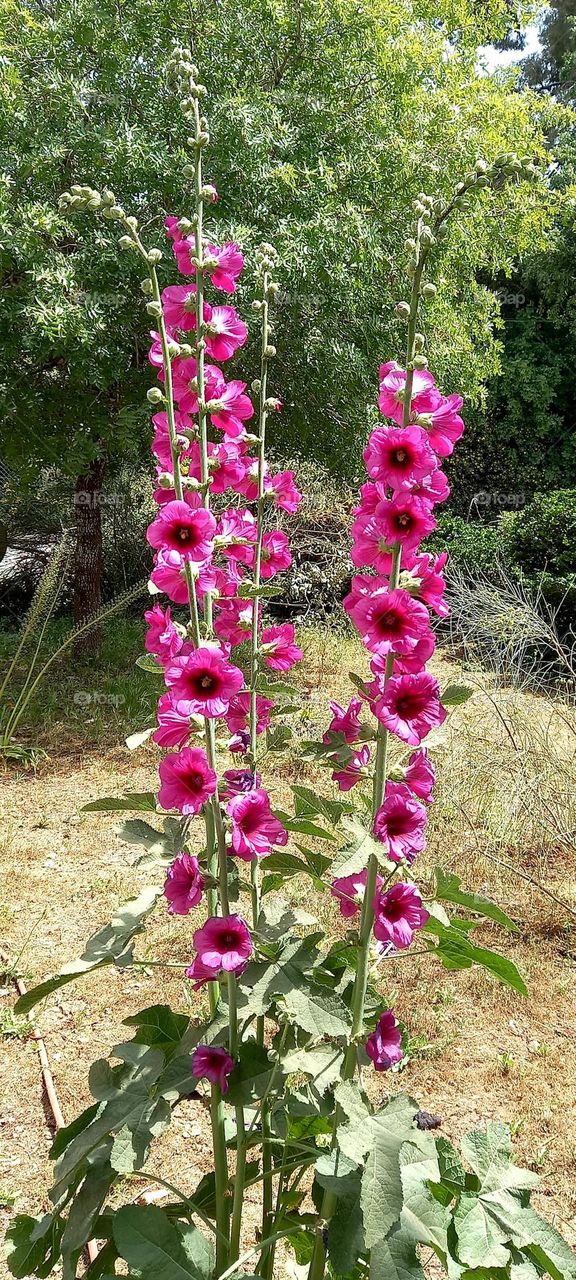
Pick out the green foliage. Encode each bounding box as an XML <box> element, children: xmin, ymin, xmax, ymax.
<box><xmin>505</xmin><ymin>489</ymin><xmax>576</xmax><ymax>577</ymax></box>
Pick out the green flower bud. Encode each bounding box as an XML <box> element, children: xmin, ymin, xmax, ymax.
<box><xmin>147</xmin><ymin>387</ymin><xmax>164</xmax><ymax>404</ymax></box>
<box><xmin>146</xmin><ymin>300</ymin><xmax>162</xmax><ymax>317</ymax></box>
<box><xmin>252</xmin><ymin>300</ymin><xmax>263</xmax><ymax>311</ymax></box>
<box><xmin>395</xmin><ymin>301</ymin><xmax>411</xmax><ymax>320</ymax></box>
<box><xmin>404</xmin><ymin>238</ymin><xmax>417</xmax><ymax>253</ymax></box>
<box><xmin>264</xmin><ymin>345</ymin><xmax>276</xmax><ymax>358</ymax></box>
<box><xmin>251</xmin><ymin>379</ymin><xmax>262</xmax><ymax>393</ymax></box>
<box><xmin>140</xmin><ymin>278</ymin><xmax>153</xmax><ymax>295</ymax></box>
<box><xmin>101</xmin><ymin>189</ymin><xmax>115</xmax><ymax>207</ymax></box>
<box><xmin>413</xmin><ymin>354</ymin><xmax>428</xmax><ymax>369</ymax></box>
<box><xmin>182</xmin><ymin>165</ymin><xmax>195</xmax><ymax>180</ymax></box>
<box><xmin>414</xmin><ymin>333</ymin><xmax>425</xmax><ymax>351</ymax></box>
<box><xmin>422</xmin><ymin>283</ymin><xmax>437</xmax><ymax>299</ymax></box>
<box><xmin>125</xmin><ymin>215</ymin><xmax>138</xmax><ymax>230</ymax></box>
<box><xmin>147</xmin><ymin>248</ymin><xmax>163</xmax><ymax>265</ymax></box>
<box><xmin>476</xmin><ymin>176</ymin><xmax>489</xmax><ymax>188</ymax></box>
<box><xmin>118</xmin><ymin>235</ymin><xmax>134</xmax><ymax>249</ymax></box>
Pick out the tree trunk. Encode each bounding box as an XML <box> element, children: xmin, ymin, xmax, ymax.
<box><xmin>73</xmin><ymin>458</ymin><xmax>106</xmax><ymax>656</ymax></box>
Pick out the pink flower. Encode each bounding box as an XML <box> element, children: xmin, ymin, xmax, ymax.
<box><xmin>421</xmin><ymin>394</ymin><xmax>465</xmax><ymax>457</ymax></box>
<box><xmin>227</xmin><ymin>788</ymin><xmax>288</xmax><ymax>859</ymax></box>
<box><xmin>404</xmin><ymin>748</ymin><xmax>436</xmax><ymax>801</ymax></box>
<box><xmin>402</xmin><ymin>551</ymin><xmax>449</xmax><ymax>617</ymax></box>
<box><xmin>204</xmin><ymin>242</ymin><xmax>244</xmax><ymax>293</ymax></box>
<box><xmin>170</xmin><ymin>356</ymin><xmax>201</xmax><ymax>413</ymax></box>
<box><xmin>388</xmin><ymin>630</ymin><xmax>436</xmax><ymax>675</ymax></box>
<box><xmin>323</xmin><ymin>696</ymin><xmax>363</xmax><ymax>745</ymax></box>
<box><xmin>217</xmin><ymin>507</ymin><xmax>257</xmax><ymax>557</ymax></box>
<box><xmin>373</xmin><ymin>882</ymin><xmax>429</xmax><ymax>949</ymax></box>
<box><xmin>209</xmin><ymin>442</ymin><xmax>250</xmax><ymax>494</ymax></box>
<box><xmin>332</xmin><ymin>744</ymin><xmax>371</xmax><ymax>791</ymax></box>
<box><xmin>158</xmin><ymin>747</ymin><xmax>217</xmax><ymax>815</ymax></box>
<box><xmin>150</xmin><ymin>548</ymin><xmax>190</xmax><ymax>603</ymax></box>
<box><xmin>165</xmin><ymin>215</ymin><xmax>182</xmax><ymax>243</ymax></box>
<box><xmin>378</xmin><ymin>366</ymin><xmax>438</xmax><ymax>424</ymax></box>
<box><xmin>373</xmin><ymin>781</ymin><xmax>428</xmax><ymax>862</ymax></box>
<box><xmin>147</xmin><ymin>500</ymin><xmax>216</xmax><ymax>563</ymax></box>
<box><xmin>214</xmin><ymin>598</ymin><xmax>255</xmax><ymax>647</ymax></box>
<box><xmin>164</xmin><ymin>853</ymin><xmax>204</xmax><ymax>914</ymax></box>
<box><xmin>204</xmin><ymin>304</ymin><xmax>248</xmax><ymax>361</ymax></box>
<box><xmin>413</xmin><ymin>467</ymin><xmax>450</xmax><ymax>506</ymax></box>
<box><xmin>191</xmin><ymin>914</ymin><xmax>253</xmax><ymax>974</ymax></box>
<box><xmin>192</xmin><ymin>1044</ymin><xmax>235</xmax><ymax>1093</ymax></box>
<box><xmin>161</xmin><ymin>283</ymin><xmax>198</xmax><ymax>331</ymax></box>
<box><xmin>348</xmin><ymin>585</ymin><xmax>431</xmax><ymax>657</ymax></box>
<box><xmin>270</xmin><ymin>471</ymin><xmax>303</xmax><ymax>513</ymax></box>
<box><xmin>363</xmin><ymin>426</ymin><xmax>437</xmax><ymax>489</ymax></box>
<box><xmin>236</xmin><ymin>457</ymin><xmax>270</xmax><ymax>501</ymax></box>
<box><xmin>371</xmin><ymin>493</ymin><xmax>436</xmax><ymax>553</ymax></box>
<box><xmin>350</xmin><ymin>511</ymin><xmax>395</xmax><ymax>574</ymax></box>
<box><xmin>166</xmin><ymin>644</ymin><xmax>244</xmax><ymax>718</ymax></box>
<box><xmin>331</xmin><ymin>868</ymin><xmax>384</xmax><ymax>918</ymax></box>
<box><xmin>366</xmin><ymin>1010</ymin><xmax>403</xmax><ymax>1070</ymax></box>
<box><xmin>261</xmin><ymin>623</ymin><xmax>302</xmax><ymax>671</ymax></box>
<box><xmin>151</xmin><ymin>411</ymin><xmax>194</xmax><ymax>470</ymax></box>
<box><xmin>207</xmin><ymin>380</ymin><xmax>254</xmax><ymax>437</ymax></box>
<box><xmin>260</xmin><ymin>531</ymin><xmax>292</xmax><ymax>578</ymax></box>
<box><xmin>144</xmin><ymin>604</ymin><xmax>183</xmax><ymax>664</ymax></box>
<box><xmin>226</xmin><ymin>692</ymin><xmax>274</xmax><ymax>736</ymax></box>
<box><xmin>153</xmin><ymin>693</ymin><xmax>192</xmax><ymax>748</ymax></box>
<box><xmin>373</xmin><ymin>671</ymin><xmax>446</xmax><ymax>745</ymax></box>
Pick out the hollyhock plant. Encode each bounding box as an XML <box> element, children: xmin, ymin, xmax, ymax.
<box><xmin>373</xmin><ymin>781</ymin><xmax>428</xmax><ymax>863</ymax></box>
<box><xmin>227</xmin><ymin>788</ymin><xmax>288</xmax><ymax>859</ymax></box>
<box><xmin>51</xmin><ymin>80</ymin><xmax>556</xmax><ymax>1280</ymax></box>
<box><xmin>365</xmin><ymin>1010</ymin><xmax>404</xmax><ymax>1070</ymax></box>
<box><xmin>192</xmin><ymin>1044</ymin><xmax>235</xmax><ymax>1093</ymax></box>
<box><xmin>157</xmin><ymin>746</ymin><xmax>218</xmax><ymax>815</ymax></box>
<box><xmin>373</xmin><ymin>882</ymin><xmax>429</xmax><ymax>949</ymax></box>
<box><xmin>164</xmin><ymin>853</ymin><xmax>205</xmax><ymax>914</ymax></box>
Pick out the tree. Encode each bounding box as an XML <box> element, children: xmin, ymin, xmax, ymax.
<box><xmin>0</xmin><ymin>0</ymin><xmax>555</xmax><ymax>634</ymax></box>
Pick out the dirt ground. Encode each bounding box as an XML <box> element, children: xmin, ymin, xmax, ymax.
<box><xmin>1</xmin><ymin>636</ymin><xmax>576</xmax><ymax>1275</ymax></box>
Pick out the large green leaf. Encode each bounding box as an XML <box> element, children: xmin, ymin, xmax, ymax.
<box><xmin>423</xmin><ymin>919</ymin><xmax>528</xmax><ymax>995</ymax></box>
<box><xmin>15</xmin><ymin>887</ymin><xmax>161</xmax><ymax>1015</ymax></box>
<box><xmin>113</xmin><ymin>1205</ymin><xmax>213</xmax><ymax>1280</ymax></box>
<box><xmin>237</xmin><ymin>934</ymin><xmax>320</xmax><ymax>1018</ymax></box>
<box><xmin>399</xmin><ymin>1134</ymin><xmax>450</xmax><ymax>1254</ymax></box>
<box><xmin>226</xmin><ymin>1041</ymin><xmax>282</xmax><ymax>1106</ymax></box>
<box><xmin>123</xmin><ymin>1004</ymin><xmax>190</xmax><ymax>1054</ymax></box>
<box><xmin>281</xmin><ymin>981</ymin><xmax>353</xmax><ymax>1038</ymax></box>
<box><xmin>5</xmin><ymin>1213</ymin><xmax>65</xmax><ymax>1279</ymax></box>
<box><xmin>434</xmin><ymin>868</ymin><xmax>519</xmax><ymax>932</ymax></box>
<box><xmin>282</xmin><ymin>1043</ymin><xmax>344</xmax><ymax>1094</ymax></box>
<box><xmin>370</xmin><ymin>1224</ymin><xmax>426</xmax><ymax>1280</ymax></box>
<box><xmin>512</xmin><ymin>1209</ymin><xmax>576</xmax><ymax>1280</ymax></box>
<box><xmin>360</xmin><ymin>1104</ymin><xmax>416</xmax><ymax>1249</ymax></box>
<box><xmin>82</xmin><ymin>791</ymin><xmax>158</xmax><ymax>812</ymax></box>
<box><xmin>454</xmin><ymin>1192</ymin><xmax>512</xmax><ymax>1269</ymax></box>
<box><xmin>61</xmin><ymin>1158</ymin><xmax>115</xmax><ymax>1280</ymax></box>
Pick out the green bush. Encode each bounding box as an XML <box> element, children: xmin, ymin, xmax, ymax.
<box><xmin>504</xmin><ymin>489</ymin><xmax>576</xmax><ymax>576</ymax></box>
<box><xmin>426</xmin><ymin>514</ymin><xmax>513</xmax><ymax>577</ymax></box>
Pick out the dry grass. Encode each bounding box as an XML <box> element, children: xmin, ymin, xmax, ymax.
<box><xmin>1</xmin><ymin>625</ymin><xmax>576</xmax><ymax>1273</ymax></box>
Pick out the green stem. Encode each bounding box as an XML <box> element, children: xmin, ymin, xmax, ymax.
<box><xmin>211</xmin><ymin>1084</ymin><xmax>231</xmax><ymax>1272</ymax></box>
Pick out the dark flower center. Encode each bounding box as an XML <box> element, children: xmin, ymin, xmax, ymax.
<box><xmin>199</xmin><ymin>674</ymin><xmax>216</xmax><ymax>690</ymax></box>
<box><xmin>391</xmin><ymin>448</ymin><xmax>408</xmax><ymax>464</ymax></box>
<box><xmin>395</xmin><ymin>513</ymin><xmax>412</xmax><ymax>530</ymax></box>
<box><xmin>176</xmin><ymin>523</ymin><xmax>195</xmax><ymax>544</ymax></box>
<box><xmin>184</xmin><ymin>770</ymin><xmax>205</xmax><ymax>793</ymax></box>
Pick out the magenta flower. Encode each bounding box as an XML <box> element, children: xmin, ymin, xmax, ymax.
<box><xmin>373</xmin><ymin>671</ymin><xmax>447</xmax><ymax>746</ymax></box>
<box><xmin>389</xmin><ymin>630</ymin><xmax>436</xmax><ymax>675</ymax></box>
<box><xmin>209</xmin><ymin>442</ymin><xmax>250</xmax><ymax>494</ymax></box>
<box><xmin>150</xmin><ymin>548</ymin><xmax>190</xmax><ymax>603</ymax></box>
<box><xmin>217</xmin><ymin>507</ymin><xmax>257</xmax><ymax>557</ymax></box>
<box><xmin>208</xmin><ymin>380</ymin><xmax>254</xmax><ymax>437</ymax></box>
<box><xmin>348</xmin><ymin>585</ymin><xmax>431</xmax><ymax>657</ymax></box>
<box><xmin>153</xmin><ymin>693</ymin><xmax>191</xmax><ymax>748</ymax></box>
<box><xmin>413</xmin><ymin>466</ymin><xmax>450</xmax><ymax>506</ymax></box>
<box><xmin>332</xmin><ymin>744</ymin><xmax>371</xmax><ymax>791</ymax></box>
<box><xmin>165</xmin><ymin>215</ymin><xmax>182</xmax><ymax>242</ymax></box>
<box><xmin>378</xmin><ymin>365</ymin><xmax>438</xmax><ymax>425</ymax></box>
<box><xmin>158</xmin><ymin>747</ymin><xmax>217</xmax><ymax>815</ymax></box>
<box><xmin>191</xmin><ymin>1044</ymin><xmax>235</xmax><ymax>1093</ymax></box>
<box><xmin>204</xmin><ymin>242</ymin><xmax>244</xmax><ymax>293</ymax></box>
<box><xmin>214</xmin><ymin>598</ymin><xmax>255</xmax><ymax>647</ymax></box>
<box><xmin>421</xmin><ymin>394</ymin><xmax>465</xmax><ymax>456</ymax></box>
<box><xmin>260</xmin><ymin>531</ymin><xmax>292</xmax><ymax>578</ymax></box>
<box><xmin>269</xmin><ymin>471</ymin><xmax>303</xmax><ymax>513</ymax></box>
<box><xmin>350</xmin><ymin>511</ymin><xmax>395</xmax><ymax>574</ymax></box>
<box><xmin>151</xmin><ymin>411</ymin><xmax>194</xmax><ymax>470</ymax></box>
<box><xmin>373</xmin><ymin>882</ymin><xmax>429</xmax><ymax>949</ymax></box>
<box><xmin>366</xmin><ymin>1009</ymin><xmax>403</xmax><ymax>1071</ymax></box>
<box><xmin>227</xmin><ymin>788</ymin><xmax>288</xmax><ymax>860</ymax></box>
<box><xmin>323</xmin><ymin>696</ymin><xmax>363</xmax><ymax>745</ymax></box>
<box><xmin>147</xmin><ymin>500</ymin><xmax>217</xmax><ymax>563</ymax></box>
<box><xmin>363</xmin><ymin>425</ymin><xmax>437</xmax><ymax>489</ymax></box>
<box><xmin>261</xmin><ymin>623</ymin><xmax>303</xmax><ymax>671</ymax></box>
<box><xmin>204</xmin><ymin>304</ymin><xmax>248</xmax><ymax>361</ymax></box>
<box><xmin>166</xmin><ymin>644</ymin><xmax>244</xmax><ymax>719</ymax></box>
<box><xmin>371</xmin><ymin>493</ymin><xmax>436</xmax><ymax>553</ymax></box>
<box><xmin>221</xmin><ymin>768</ymin><xmax>262</xmax><ymax>798</ymax></box>
<box><xmin>192</xmin><ymin>914</ymin><xmax>253</xmax><ymax>974</ymax></box>
<box><xmin>170</xmin><ymin>356</ymin><xmax>207</xmax><ymax>413</ymax></box>
<box><xmin>402</xmin><ymin>551</ymin><xmax>449</xmax><ymax>617</ymax></box>
<box><xmin>164</xmin><ymin>853</ymin><xmax>205</xmax><ymax>914</ymax></box>
<box><xmin>144</xmin><ymin>604</ymin><xmax>183</xmax><ymax>665</ymax></box>
<box><xmin>404</xmin><ymin>747</ymin><xmax>436</xmax><ymax>801</ymax></box>
<box><xmin>226</xmin><ymin>692</ymin><xmax>274</xmax><ymax>736</ymax></box>
<box><xmin>161</xmin><ymin>283</ymin><xmax>198</xmax><ymax>331</ymax></box>
<box><xmin>373</xmin><ymin>781</ymin><xmax>428</xmax><ymax>863</ymax></box>
<box><xmin>331</xmin><ymin>868</ymin><xmax>383</xmax><ymax>918</ymax></box>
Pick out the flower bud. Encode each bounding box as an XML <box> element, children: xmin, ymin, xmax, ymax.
<box><xmin>147</xmin><ymin>387</ymin><xmax>164</xmax><ymax>404</ymax></box>
<box><xmin>413</xmin><ymin>354</ymin><xmax>428</xmax><ymax>369</ymax></box>
<box><xmin>148</xmin><ymin>248</ymin><xmax>163</xmax><ymax>265</ymax></box>
<box><xmin>146</xmin><ymin>300</ymin><xmax>163</xmax><ymax>317</ymax></box>
<box><xmin>420</xmin><ymin>226</ymin><xmax>435</xmax><ymax>245</ymax></box>
<box><xmin>126</xmin><ymin>215</ymin><xmax>138</xmax><ymax>230</ymax></box>
<box><xmin>157</xmin><ymin>471</ymin><xmax>174</xmax><ymax>487</ymax></box>
<box><xmin>198</xmin><ymin>131</ymin><xmax>210</xmax><ymax>148</ymax></box>
<box><xmin>182</xmin><ymin>164</ymin><xmax>195</xmax><ymax>179</ymax></box>
<box><xmin>414</xmin><ymin>333</ymin><xmax>425</xmax><ymax>351</ymax></box>
<box><xmin>178</xmin><ymin>217</ymin><xmax>193</xmax><ymax>233</ymax></box>
<box><xmin>251</xmin><ymin>379</ymin><xmax>262</xmax><ymax>393</ymax></box>
<box><xmin>422</xmin><ymin>283</ymin><xmax>437</xmax><ymax>299</ymax></box>
<box><xmin>118</xmin><ymin>235</ymin><xmax>134</xmax><ymax>249</ymax></box>
<box><xmin>252</xmin><ymin>300</ymin><xmax>263</xmax><ymax>311</ymax></box>
<box><xmin>264</xmin><ymin>397</ymin><xmax>282</xmax><ymax>411</ymax></box>
<box><xmin>264</xmin><ymin>345</ymin><xmax>276</xmax><ymax>358</ymax></box>
<box><xmin>395</xmin><ymin>301</ymin><xmax>411</xmax><ymax>320</ymax></box>
<box><xmin>140</xmin><ymin>278</ymin><xmax>153</xmax><ymax>295</ymax></box>
<box><xmin>404</xmin><ymin>238</ymin><xmax>417</xmax><ymax>253</ymax></box>
<box><xmin>201</xmin><ymin>184</ymin><xmax>218</xmax><ymax>202</ymax></box>
<box><xmin>475</xmin><ymin>158</ymin><xmax>487</xmax><ymax>174</ymax></box>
